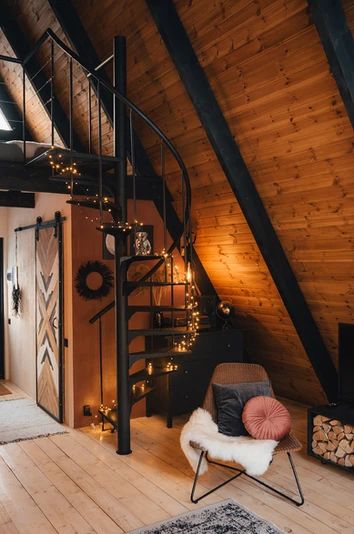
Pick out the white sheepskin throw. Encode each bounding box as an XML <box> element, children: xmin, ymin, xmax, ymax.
<box><xmin>180</xmin><ymin>408</ymin><xmax>278</xmax><ymax>477</ymax></box>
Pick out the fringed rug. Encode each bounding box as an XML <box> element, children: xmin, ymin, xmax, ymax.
<box><xmin>129</xmin><ymin>499</ymin><xmax>285</xmax><ymax>534</ymax></box>
<box><xmin>0</xmin><ymin>398</ymin><xmax>67</xmax><ymax>445</ymax></box>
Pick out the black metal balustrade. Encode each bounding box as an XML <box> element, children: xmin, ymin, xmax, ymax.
<box><xmin>0</xmin><ymin>29</ymin><xmax>197</xmax><ymax>454</ymax></box>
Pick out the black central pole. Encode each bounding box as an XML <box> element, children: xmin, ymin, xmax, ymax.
<box><xmin>113</xmin><ymin>35</ymin><xmax>131</xmax><ymax>455</ymax></box>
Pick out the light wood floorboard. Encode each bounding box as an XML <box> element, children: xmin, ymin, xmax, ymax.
<box><xmin>0</xmin><ymin>400</ymin><xmax>353</xmax><ymax>533</ymax></box>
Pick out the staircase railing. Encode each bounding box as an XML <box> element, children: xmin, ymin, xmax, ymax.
<box><xmin>1</xmin><ymin>29</ymin><xmax>195</xmax><ymax>454</ymax></box>
<box><xmin>22</xmin><ymin>28</ymin><xmax>192</xmax><ymax>300</ymax></box>
<box><xmin>1</xmin><ymin>28</ymin><xmax>192</xmax><ymax>272</ymax></box>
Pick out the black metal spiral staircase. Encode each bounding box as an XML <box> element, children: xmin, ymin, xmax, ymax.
<box><xmin>10</xmin><ymin>30</ymin><xmax>198</xmax><ymax>454</ymax></box>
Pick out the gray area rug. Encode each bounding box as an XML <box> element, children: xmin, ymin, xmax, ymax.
<box><xmin>129</xmin><ymin>499</ymin><xmax>285</xmax><ymax>533</ymax></box>
<box><xmin>0</xmin><ymin>398</ymin><xmax>67</xmax><ymax>445</ymax></box>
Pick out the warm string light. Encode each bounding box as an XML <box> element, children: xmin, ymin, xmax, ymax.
<box><xmin>174</xmin><ymin>269</ymin><xmax>200</xmax><ymax>352</ymax></box>
<box><xmin>99</xmin><ymin>221</ymin><xmax>133</xmax><ymax>232</ymax></box>
<box><xmin>99</xmin><ymin>403</ymin><xmax>112</xmax><ymax>414</ymax></box>
<box><xmin>131</xmin><ymin>382</ymin><xmax>148</xmax><ymax>395</ymax></box>
<box><xmin>154</xmin><ymin>247</ymin><xmax>172</xmax><ymax>261</ymax></box>
<box><xmin>48</xmin><ymin>152</ymin><xmax>81</xmax><ymax>177</ymax></box>
<box><xmin>165</xmin><ymin>361</ymin><xmax>178</xmax><ymax>371</ymax></box>
<box><xmin>95</xmin><ymin>244</ymin><xmax>199</xmax><ymax>425</ymax></box>
<box><xmin>98</xmin><ymin>219</ymin><xmax>145</xmax><ymax>234</ymax></box>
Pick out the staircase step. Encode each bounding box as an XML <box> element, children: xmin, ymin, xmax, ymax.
<box><xmin>129</xmin><ymin>347</ymin><xmax>192</xmax><ymax>365</ymax></box>
<box><xmin>50</xmin><ymin>175</ymin><xmax>98</xmax><ymax>186</ymax></box>
<box><xmin>67</xmin><ymin>198</ymin><xmax>117</xmax><ymax>213</ymax></box>
<box><xmin>128</xmin><ymin>327</ymin><xmax>189</xmax><ymax>340</ymax></box>
<box><xmin>120</xmin><ymin>255</ymin><xmax>163</xmax><ymax>264</ymax></box>
<box><xmin>128</xmin><ymin>305</ymin><xmax>188</xmax><ymax>313</ymax></box>
<box><xmin>97</xmin><ymin>222</ymin><xmax>133</xmax><ymax>236</ymax></box>
<box><xmin>125</xmin><ymin>281</ymin><xmax>188</xmax><ymax>290</ymax></box>
<box><xmin>129</xmin><ymin>367</ymin><xmax>177</xmax><ymax>384</ymax></box>
<box><xmin>36</xmin><ymin>147</ymin><xmax>120</xmax><ymax>170</ymax></box>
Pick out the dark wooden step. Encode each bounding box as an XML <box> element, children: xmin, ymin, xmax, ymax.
<box><xmin>129</xmin><ymin>347</ymin><xmax>192</xmax><ymax>365</ymax></box>
<box><xmin>120</xmin><ymin>255</ymin><xmax>163</xmax><ymax>265</ymax></box>
<box><xmin>97</xmin><ymin>222</ymin><xmax>133</xmax><ymax>236</ymax></box>
<box><xmin>128</xmin><ymin>327</ymin><xmax>189</xmax><ymax>340</ymax></box>
<box><xmin>125</xmin><ymin>281</ymin><xmax>188</xmax><ymax>290</ymax></box>
<box><xmin>129</xmin><ymin>366</ymin><xmax>177</xmax><ymax>384</ymax></box>
<box><xmin>28</xmin><ymin>147</ymin><xmax>121</xmax><ymax>169</ymax></box>
<box><xmin>67</xmin><ymin>198</ymin><xmax>117</xmax><ymax>213</ymax></box>
<box><xmin>128</xmin><ymin>305</ymin><xmax>188</xmax><ymax>313</ymax></box>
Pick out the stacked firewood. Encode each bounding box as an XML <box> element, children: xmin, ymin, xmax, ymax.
<box><xmin>311</xmin><ymin>415</ymin><xmax>354</xmax><ymax>468</ymax></box>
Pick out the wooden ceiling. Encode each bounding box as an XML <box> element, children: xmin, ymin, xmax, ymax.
<box><xmin>1</xmin><ymin>0</ymin><xmax>354</xmax><ymax>405</ymax></box>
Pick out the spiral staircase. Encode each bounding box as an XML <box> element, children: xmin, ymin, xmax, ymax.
<box><xmin>17</xmin><ymin>30</ymin><xmax>198</xmax><ymax>454</ymax></box>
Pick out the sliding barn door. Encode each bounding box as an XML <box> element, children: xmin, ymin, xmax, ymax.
<box><xmin>35</xmin><ymin>221</ymin><xmax>63</xmax><ymax>422</ymax></box>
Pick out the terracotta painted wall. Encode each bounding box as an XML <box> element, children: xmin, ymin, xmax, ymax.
<box><xmin>4</xmin><ymin>194</ymin><xmax>74</xmax><ymax>426</ymax></box>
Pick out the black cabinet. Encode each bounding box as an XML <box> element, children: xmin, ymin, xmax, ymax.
<box><xmin>146</xmin><ymin>329</ymin><xmax>244</xmax><ymax>427</ymax></box>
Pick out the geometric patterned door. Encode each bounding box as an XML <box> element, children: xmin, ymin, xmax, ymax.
<box><xmin>35</xmin><ymin>220</ymin><xmax>63</xmax><ymax>422</ymax></box>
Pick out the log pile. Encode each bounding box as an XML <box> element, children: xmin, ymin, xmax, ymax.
<box><xmin>311</xmin><ymin>415</ymin><xmax>354</xmax><ymax>468</ymax></box>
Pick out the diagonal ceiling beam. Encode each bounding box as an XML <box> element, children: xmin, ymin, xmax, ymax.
<box><xmin>1</xmin><ymin>4</ymin><xmax>83</xmax><ymax>150</ymax></box>
<box><xmin>309</xmin><ymin>0</ymin><xmax>354</xmax><ymax>127</ymax></box>
<box><xmin>47</xmin><ymin>0</ymin><xmax>216</xmax><ymax>296</ymax></box>
<box><xmin>147</xmin><ymin>0</ymin><xmax>338</xmax><ymax>401</ymax></box>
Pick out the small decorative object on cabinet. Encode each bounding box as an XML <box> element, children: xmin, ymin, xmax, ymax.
<box><xmin>307</xmin><ymin>404</ymin><xmax>354</xmax><ymax>471</ymax></box>
<box><xmin>146</xmin><ymin>329</ymin><xmax>244</xmax><ymax>427</ymax></box>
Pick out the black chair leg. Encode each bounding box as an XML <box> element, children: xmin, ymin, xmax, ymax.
<box><xmin>190</xmin><ymin>451</ymin><xmax>244</xmax><ymax>504</ymax></box>
<box><xmin>190</xmin><ymin>451</ymin><xmax>304</xmax><ymax>506</ymax></box>
<box><xmin>241</xmin><ymin>453</ymin><xmax>304</xmax><ymax>507</ymax></box>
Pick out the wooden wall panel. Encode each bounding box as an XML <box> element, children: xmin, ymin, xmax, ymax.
<box><xmin>4</xmin><ymin>0</ymin><xmax>354</xmax><ymax>406</ymax></box>
<box><xmin>176</xmin><ymin>0</ymin><xmax>354</xmax><ymax>382</ymax></box>
<box><xmin>71</xmin><ymin>0</ymin><xmax>334</xmax><ymax>405</ymax></box>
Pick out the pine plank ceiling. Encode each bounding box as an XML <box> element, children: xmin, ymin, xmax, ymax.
<box><xmin>1</xmin><ymin>0</ymin><xmax>354</xmax><ymax>405</ymax></box>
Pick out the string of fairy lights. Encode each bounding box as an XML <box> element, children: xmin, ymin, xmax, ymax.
<box><xmin>48</xmin><ymin>149</ymin><xmax>200</xmax><ymax>425</ymax></box>
<box><xmin>98</xmin><ymin>261</ymin><xmax>200</xmax><ymax>420</ymax></box>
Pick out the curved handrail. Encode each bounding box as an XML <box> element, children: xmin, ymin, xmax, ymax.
<box><xmin>23</xmin><ymin>29</ymin><xmax>191</xmax><ymax>230</ymax></box>
<box><xmin>21</xmin><ymin>29</ymin><xmax>192</xmax><ymax>323</ymax></box>
<box><xmin>89</xmin><ymin>300</ymin><xmax>115</xmax><ymax>324</ymax></box>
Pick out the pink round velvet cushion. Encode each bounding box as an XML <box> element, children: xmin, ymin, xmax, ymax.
<box><xmin>242</xmin><ymin>396</ymin><xmax>291</xmax><ymax>440</ymax></box>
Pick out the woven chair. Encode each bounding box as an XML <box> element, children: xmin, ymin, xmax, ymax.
<box><xmin>189</xmin><ymin>363</ymin><xmax>304</xmax><ymax>506</ymax></box>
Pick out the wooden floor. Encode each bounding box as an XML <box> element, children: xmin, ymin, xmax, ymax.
<box><xmin>0</xmin><ymin>398</ymin><xmax>353</xmax><ymax>533</ymax></box>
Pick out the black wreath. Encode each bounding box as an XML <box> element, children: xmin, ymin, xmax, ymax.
<box><xmin>75</xmin><ymin>261</ymin><xmax>113</xmax><ymax>300</ymax></box>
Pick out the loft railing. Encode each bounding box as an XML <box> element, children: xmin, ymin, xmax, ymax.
<box><xmin>0</xmin><ymin>29</ymin><xmax>192</xmax><ymax>276</ymax></box>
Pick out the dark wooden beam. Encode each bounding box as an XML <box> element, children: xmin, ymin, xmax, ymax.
<box><xmin>309</xmin><ymin>0</ymin><xmax>354</xmax><ymax>127</ymax></box>
<box><xmin>0</xmin><ymin>190</ymin><xmax>35</xmax><ymax>208</ymax></box>
<box><xmin>1</xmin><ymin>5</ymin><xmax>84</xmax><ymax>150</ymax></box>
<box><xmin>48</xmin><ymin>0</ymin><xmax>216</xmax><ymax>297</ymax></box>
<box><xmin>147</xmin><ymin>0</ymin><xmax>338</xmax><ymax>401</ymax></box>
